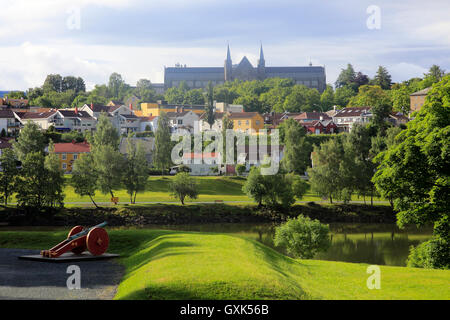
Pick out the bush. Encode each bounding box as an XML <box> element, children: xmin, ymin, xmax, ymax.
<box><xmin>407</xmin><ymin>237</ymin><xmax>449</xmax><ymax>269</ymax></box>
<box><xmin>236</xmin><ymin>164</ymin><xmax>246</xmax><ymax>176</ymax></box>
<box><xmin>274</xmin><ymin>215</ymin><xmax>331</xmax><ymax>259</ymax></box>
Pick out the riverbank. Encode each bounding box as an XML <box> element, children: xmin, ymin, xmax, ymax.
<box><xmin>0</xmin><ymin>202</ymin><xmax>396</xmax><ymax>226</ymax></box>
<box><xmin>0</xmin><ymin>229</ymin><xmax>448</xmax><ymax>300</ymax></box>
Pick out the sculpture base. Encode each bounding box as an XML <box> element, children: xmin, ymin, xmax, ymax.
<box><xmin>18</xmin><ymin>252</ymin><xmax>120</xmax><ymax>263</ymax></box>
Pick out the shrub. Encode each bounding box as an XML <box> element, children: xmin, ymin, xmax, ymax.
<box><xmin>236</xmin><ymin>164</ymin><xmax>246</xmax><ymax>176</ymax></box>
<box><xmin>407</xmin><ymin>237</ymin><xmax>449</xmax><ymax>269</ymax></box>
<box><xmin>274</xmin><ymin>215</ymin><xmax>331</xmax><ymax>259</ymax></box>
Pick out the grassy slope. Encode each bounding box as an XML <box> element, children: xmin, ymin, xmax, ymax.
<box><xmin>0</xmin><ymin>229</ymin><xmax>448</xmax><ymax>300</ymax></box>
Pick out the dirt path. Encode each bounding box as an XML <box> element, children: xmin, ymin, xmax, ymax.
<box><xmin>0</xmin><ymin>249</ymin><xmax>124</xmax><ymax>300</ymax></box>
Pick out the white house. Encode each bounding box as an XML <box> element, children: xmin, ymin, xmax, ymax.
<box><xmin>332</xmin><ymin>107</ymin><xmax>372</xmax><ymax>132</ymax></box>
<box><xmin>14</xmin><ymin>110</ymin><xmax>58</xmax><ymax>130</ymax></box>
<box><xmin>0</xmin><ymin>110</ymin><xmax>20</xmax><ymax>135</ymax></box>
<box><xmin>52</xmin><ymin>109</ymin><xmax>97</xmax><ymax>132</ymax></box>
<box><xmin>167</xmin><ymin>110</ymin><xmax>200</xmax><ymax>134</ymax></box>
<box><xmin>199</xmin><ymin>112</ymin><xmax>225</xmax><ymax>132</ymax></box>
<box><xmin>80</xmin><ymin>103</ymin><xmax>140</xmax><ymax>134</ymax></box>
<box><xmin>139</xmin><ymin>115</ymin><xmax>158</xmax><ymax>132</ymax></box>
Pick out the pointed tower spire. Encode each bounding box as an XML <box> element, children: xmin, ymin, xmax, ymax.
<box><xmin>224</xmin><ymin>43</ymin><xmax>232</xmax><ymax>82</ymax></box>
<box><xmin>258</xmin><ymin>43</ymin><xmax>265</xmax><ymax>67</ymax></box>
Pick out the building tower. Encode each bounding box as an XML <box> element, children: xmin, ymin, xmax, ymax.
<box><xmin>257</xmin><ymin>43</ymin><xmax>265</xmax><ymax>80</ymax></box>
<box><xmin>224</xmin><ymin>44</ymin><xmax>232</xmax><ymax>82</ymax></box>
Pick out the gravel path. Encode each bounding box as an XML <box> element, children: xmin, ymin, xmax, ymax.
<box><xmin>0</xmin><ymin>249</ymin><xmax>124</xmax><ymax>300</ymax></box>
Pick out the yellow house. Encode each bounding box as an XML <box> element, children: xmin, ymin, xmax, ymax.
<box><xmin>229</xmin><ymin>112</ymin><xmax>264</xmax><ymax>133</ymax></box>
<box><xmin>140</xmin><ymin>101</ymin><xmax>205</xmax><ymax>116</ymax></box>
<box><xmin>53</xmin><ymin>141</ymin><xmax>90</xmax><ymax>173</ymax></box>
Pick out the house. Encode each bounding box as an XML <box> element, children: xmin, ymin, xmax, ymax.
<box><xmin>332</xmin><ymin>107</ymin><xmax>372</xmax><ymax>132</ymax></box>
<box><xmin>139</xmin><ymin>115</ymin><xmax>158</xmax><ymax>132</ymax></box>
<box><xmin>14</xmin><ymin>110</ymin><xmax>58</xmax><ymax>130</ymax></box>
<box><xmin>294</xmin><ymin>112</ymin><xmax>337</xmax><ymax>134</ymax></box>
<box><xmin>388</xmin><ymin>112</ymin><xmax>409</xmax><ymax>127</ymax></box>
<box><xmin>140</xmin><ymin>100</ymin><xmax>206</xmax><ymax>117</ymax></box>
<box><xmin>51</xmin><ymin>108</ymin><xmax>97</xmax><ymax>132</ymax></box>
<box><xmin>215</xmin><ymin>102</ymin><xmax>244</xmax><ymax>113</ymax></box>
<box><xmin>410</xmin><ymin>87</ymin><xmax>431</xmax><ymax>113</ymax></box>
<box><xmin>262</xmin><ymin>111</ymin><xmax>302</xmax><ymax>128</ymax></box>
<box><xmin>2</xmin><ymin>96</ymin><xmax>28</xmax><ymax>108</ymax></box>
<box><xmin>229</xmin><ymin>112</ymin><xmax>264</xmax><ymax>133</ymax></box>
<box><xmin>199</xmin><ymin>112</ymin><xmax>225</xmax><ymax>132</ymax></box>
<box><xmin>80</xmin><ymin>103</ymin><xmax>140</xmax><ymax>134</ymax></box>
<box><xmin>107</xmin><ymin>100</ymin><xmax>123</xmax><ymax>107</ymax></box>
<box><xmin>181</xmin><ymin>152</ymin><xmax>220</xmax><ymax>176</ymax></box>
<box><xmin>0</xmin><ymin>110</ymin><xmax>20</xmax><ymax>135</ymax></box>
<box><xmin>124</xmin><ymin>95</ymin><xmax>140</xmax><ymax>111</ymax></box>
<box><xmin>53</xmin><ymin>141</ymin><xmax>90</xmax><ymax>173</ymax></box>
<box><xmin>167</xmin><ymin>110</ymin><xmax>200</xmax><ymax>134</ymax></box>
<box><xmin>119</xmin><ymin>137</ymin><xmax>154</xmax><ymax>164</ymax></box>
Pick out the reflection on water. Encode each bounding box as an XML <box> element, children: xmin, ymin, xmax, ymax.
<box><xmin>1</xmin><ymin>222</ymin><xmax>432</xmax><ymax>266</ymax></box>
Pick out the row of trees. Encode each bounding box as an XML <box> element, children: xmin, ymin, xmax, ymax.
<box><xmin>19</xmin><ymin>73</ymin><xmax>163</xmax><ymax>110</ymax></box>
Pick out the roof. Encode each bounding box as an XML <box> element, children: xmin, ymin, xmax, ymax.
<box><xmin>166</xmin><ymin>111</ymin><xmax>192</xmax><ymax>118</ymax></box>
<box><xmin>334</xmin><ymin>107</ymin><xmax>372</xmax><ymax>118</ymax></box>
<box><xmin>58</xmin><ymin>110</ymin><xmax>94</xmax><ymax>119</ymax></box>
<box><xmin>294</xmin><ymin>112</ymin><xmax>331</xmax><ymax>121</ymax></box>
<box><xmin>199</xmin><ymin>112</ymin><xmax>225</xmax><ymax>120</ymax></box>
<box><xmin>410</xmin><ymin>87</ymin><xmax>431</xmax><ymax>96</ymax></box>
<box><xmin>15</xmin><ymin>111</ymin><xmax>57</xmax><ymax>119</ymax></box>
<box><xmin>53</xmin><ymin>141</ymin><xmax>90</xmax><ymax>153</ymax></box>
<box><xmin>87</xmin><ymin>104</ymin><xmax>119</xmax><ymax>113</ymax></box>
<box><xmin>165</xmin><ymin>67</ymin><xmax>224</xmax><ymax>74</ymax></box>
<box><xmin>119</xmin><ymin>113</ymin><xmax>139</xmax><ymax>119</ymax></box>
<box><xmin>139</xmin><ymin>116</ymin><xmax>157</xmax><ymax>121</ymax></box>
<box><xmin>109</xmin><ymin>100</ymin><xmax>123</xmax><ymax>105</ymax></box>
<box><xmin>0</xmin><ymin>110</ymin><xmax>15</xmax><ymax>118</ymax></box>
<box><xmin>228</xmin><ymin>112</ymin><xmax>262</xmax><ymax>119</ymax></box>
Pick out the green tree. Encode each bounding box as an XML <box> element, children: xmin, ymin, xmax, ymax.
<box><xmin>122</xmin><ymin>137</ymin><xmax>149</xmax><ymax>203</ymax></box>
<box><xmin>422</xmin><ymin>65</ymin><xmax>446</xmax><ymax>87</ymax></box>
<box><xmin>307</xmin><ymin>137</ymin><xmax>350</xmax><ymax>203</ymax></box>
<box><xmin>242</xmin><ymin>166</ymin><xmax>265</xmax><ymax>206</ymax></box>
<box><xmin>154</xmin><ymin>111</ymin><xmax>172</xmax><ymax>173</ymax></box>
<box><xmin>348</xmin><ymin>85</ymin><xmax>391</xmax><ymax>108</ymax></box>
<box><xmin>91</xmin><ymin>113</ymin><xmax>120</xmax><ymax>149</ymax></box>
<box><xmin>372</xmin><ymin>75</ymin><xmax>450</xmax><ymax>269</ymax></box>
<box><xmin>372</xmin><ymin>66</ymin><xmax>392</xmax><ymax>90</ymax></box>
<box><xmin>184</xmin><ymin>89</ymin><xmax>205</xmax><ymax>105</ymax></box>
<box><xmin>320</xmin><ymin>85</ymin><xmax>335</xmax><ymax>111</ymax></box>
<box><xmin>93</xmin><ymin>144</ymin><xmax>125</xmax><ymax>199</ymax></box>
<box><xmin>0</xmin><ymin>149</ymin><xmax>18</xmax><ymax>206</ymax></box>
<box><xmin>205</xmin><ymin>82</ymin><xmax>215</xmax><ymax>129</ymax></box>
<box><xmin>281</xmin><ymin>119</ymin><xmax>311</xmax><ymax>174</ymax></box>
<box><xmin>334</xmin><ymin>85</ymin><xmax>356</xmax><ymax>107</ymax></box>
<box><xmin>169</xmin><ymin>172</ymin><xmax>198</xmax><ymax>205</ymax></box>
<box><xmin>236</xmin><ymin>164</ymin><xmax>246</xmax><ymax>176</ymax></box>
<box><xmin>71</xmin><ymin>153</ymin><xmax>99</xmax><ymax>208</ymax></box>
<box><xmin>44</xmin><ymin>141</ymin><xmax>65</xmax><ymax>208</ymax></box>
<box><xmin>13</xmin><ymin>122</ymin><xmax>46</xmax><ymax>162</ymax></box>
<box><xmin>391</xmin><ymin>85</ymin><xmax>411</xmax><ymax>114</ymax></box>
<box><xmin>274</xmin><ymin>215</ymin><xmax>331</xmax><ymax>259</ymax></box>
<box><xmin>335</xmin><ymin>64</ymin><xmax>356</xmax><ymax>89</ymax></box>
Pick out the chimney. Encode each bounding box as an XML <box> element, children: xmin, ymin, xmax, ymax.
<box><xmin>75</xmin><ymin>106</ymin><xmax>78</xmax><ymax>114</ymax></box>
<box><xmin>90</xmin><ymin>102</ymin><xmax>94</xmax><ymax>110</ymax></box>
<box><xmin>129</xmin><ymin>103</ymin><xmax>133</xmax><ymax>110</ymax></box>
<box><xmin>320</xmin><ymin>116</ymin><xmax>323</xmax><ymax>121</ymax></box>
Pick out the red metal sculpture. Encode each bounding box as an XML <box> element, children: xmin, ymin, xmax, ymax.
<box><xmin>41</xmin><ymin>222</ymin><xmax>109</xmax><ymax>258</ymax></box>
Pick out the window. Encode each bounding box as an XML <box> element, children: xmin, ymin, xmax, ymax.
<box><xmin>256</xmin><ymin>120</ymin><xmax>260</xmax><ymax>125</ymax></box>
<box><xmin>62</xmin><ymin>153</ymin><xmax>67</xmax><ymax>160</ymax></box>
<box><xmin>246</xmin><ymin>120</ymin><xmax>249</xmax><ymax>125</ymax></box>
<box><xmin>73</xmin><ymin>154</ymin><xmax>78</xmax><ymax>160</ymax></box>
<box><xmin>62</xmin><ymin>163</ymin><xmax>67</xmax><ymax>170</ymax></box>
<box><xmin>178</xmin><ymin>119</ymin><xmax>183</xmax><ymax>125</ymax></box>
<box><xmin>238</xmin><ymin>120</ymin><xmax>241</xmax><ymax>126</ymax></box>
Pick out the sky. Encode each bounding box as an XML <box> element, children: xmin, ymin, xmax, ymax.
<box><xmin>0</xmin><ymin>0</ymin><xmax>449</xmax><ymax>91</ymax></box>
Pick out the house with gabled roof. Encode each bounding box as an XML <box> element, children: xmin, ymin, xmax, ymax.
<box><xmin>53</xmin><ymin>141</ymin><xmax>90</xmax><ymax>173</ymax></box>
<box><xmin>332</xmin><ymin>107</ymin><xmax>372</xmax><ymax>132</ymax></box>
<box><xmin>0</xmin><ymin>110</ymin><xmax>20</xmax><ymax>135</ymax></box>
<box><xmin>14</xmin><ymin>110</ymin><xmax>58</xmax><ymax>130</ymax></box>
<box><xmin>52</xmin><ymin>108</ymin><xmax>97</xmax><ymax>132</ymax></box>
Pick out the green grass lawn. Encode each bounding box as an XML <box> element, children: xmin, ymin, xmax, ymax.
<box><xmin>52</xmin><ymin>175</ymin><xmax>386</xmax><ymax>204</ymax></box>
<box><xmin>0</xmin><ymin>229</ymin><xmax>448</xmax><ymax>300</ymax></box>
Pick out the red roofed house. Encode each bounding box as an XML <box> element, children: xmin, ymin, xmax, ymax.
<box><xmin>294</xmin><ymin>112</ymin><xmax>338</xmax><ymax>134</ymax></box>
<box><xmin>53</xmin><ymin>141</ymin><xmax>90</xmax><ymax>173</ymax></box>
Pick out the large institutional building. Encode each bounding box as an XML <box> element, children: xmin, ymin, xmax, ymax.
<box><xmin>163</xmin><ymin>45</ymin><xmax>327</xmax><ymax>92</ymax></box>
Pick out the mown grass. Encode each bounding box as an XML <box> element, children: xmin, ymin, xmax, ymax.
<box><xmin>0</xmin><ymin>229</ymin><xmax>448</xmax><ymax>300</ymax></box>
